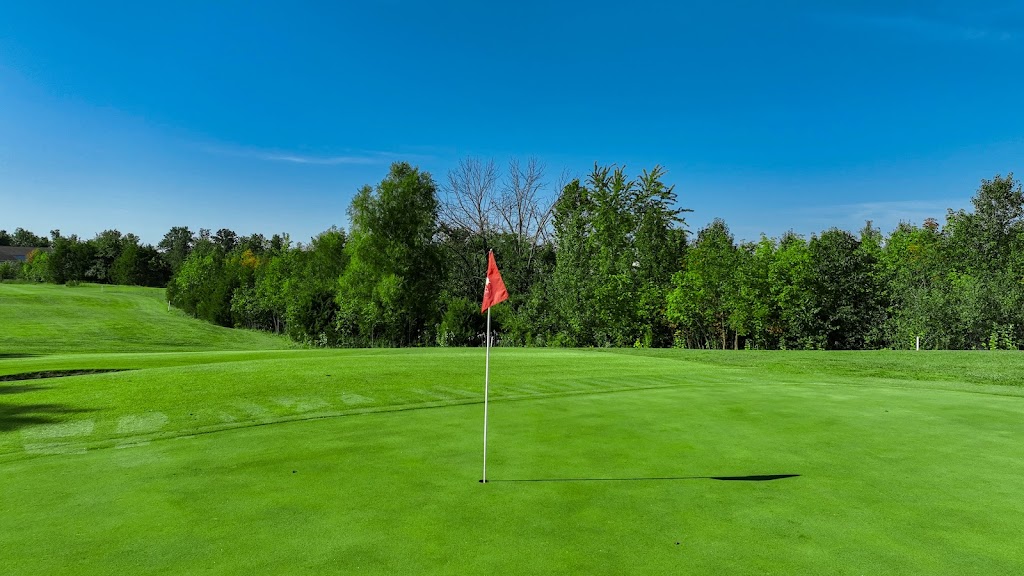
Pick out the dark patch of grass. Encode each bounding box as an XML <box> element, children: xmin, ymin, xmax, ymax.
<box><xmin>0</xmin><ymin>403</ymin><xmax>95</xmax><ymax>432</ymax></box>
<box><xmin>0</xmin><ymin>369</ymin><xmax>130</xmax><ymax>382</ymax></box>
<box><xmin>0</xmin><ymin>384</ymin><xmax>52</xmax><ymax>395</ymax></box>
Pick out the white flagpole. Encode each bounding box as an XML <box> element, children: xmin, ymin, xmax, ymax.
<box><xmin>482</xmin><ymin>306</ymin><xmax>491</xmax><ymax>483</ymax></box>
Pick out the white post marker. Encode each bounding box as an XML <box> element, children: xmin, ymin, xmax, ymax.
<box><xmin>916</xmin><ymin>336</ymin><xmax>920</xmax><ymax>351</ymax></box>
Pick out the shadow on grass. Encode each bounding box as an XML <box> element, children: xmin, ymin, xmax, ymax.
<box><xmin>488</xmin><ymin>474</ymin><xmax>800</xmax><ymax>483</ymax></box>
<box><xmin>0</xmin><ymin>369</ymin><xmax>130</xmax><ymax>382</ymax></box>
<box><xmin>0</xmin><ymin>403</ymin><xmax>95</xmax><ymax>433</ymax></box>
<box><xmin>0</xmin><ymin>384</ymin><xmax>53</xmax><ymax>395</ymax></box>
<box><xmin>0</xmin><ymin>353</ymin><xmax>37</xmax><ymax>359</ymax></box>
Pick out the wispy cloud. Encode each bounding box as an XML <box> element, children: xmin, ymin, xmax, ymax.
<box><xmin>203</xmin><ymin>145</ymin><xmax>434</xmax><ymax>166</ymax></box>
<box><xmin>826</xmin><ymin>3</ymin><xmax>1023</xmax><ymax>44</ymax></box>
<box><xmin>865</xmin><ymin>14</ymin><xmax>1018</xmax><ymax>43</ymax></box>
<box><xmin>796</xmin><ymin>198</ymin><xmax>969</xmax><ymax>233</ymax></box>
<box><xmin>258</xmin><ymin>152</ymin><xmax>383</xmax><ymax>165</ymax></box>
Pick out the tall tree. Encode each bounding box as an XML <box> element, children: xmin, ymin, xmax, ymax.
<box><xmin>768</xmin><ymin>232</ymin><xmax>816</xmax><ymax>349</ymax></box>
<box><xmin>807</xmin><ymin>228</ymin><xmax>882</xmax><ymax>350</ymax></box>
<box><xmin>667</xmin><ymin>219</ymin><xmax>738</xmax><ymax>349</ymax></box>
<box><xmin>554</xmin><ymin>165</ymin><xmax>687</xmax><ymax>346</ymax></box>
<box><xmin>11</xmin><ymin>227</ymin><xmax>50</xmax><ymax>247</ymax></box>
<box><xmin>87</xmin><ymin>229</ymin><xmax>124</xmax><ymax>283</ymax></box>
<box><xmin>213</xmin><ymin>228</ymin><xmax>239</xmax><ymax>254</ymax></box>
<box><xmin>47</xmin><ymin>231</ymin><xmax>94</xmax><ymax>284</ymax></box>
<box><xmin>158</xmin><ymin>226</ymin><xmax>195</xmax><ymax>273</ymax></box>
<box><xmin>337</xmin><ymin>162</ymin><xmax>442</xmax><ymax>346</ymax></box>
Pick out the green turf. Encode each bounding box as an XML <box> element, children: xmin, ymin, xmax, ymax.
<box><xmin>2</xmin><ymin>284</ymin><xmax>1024</xmax><ymax>573</ymax></box>
<box><xmin>0</xmin><ymin>283</ymin><xmax>293</xmax><ymax>353</ymax></box>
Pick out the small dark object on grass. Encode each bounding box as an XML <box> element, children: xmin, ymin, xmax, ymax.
<box><xmin>292</xmin><ymin>470</ymin><xmax>297</xmax><ymax>474</ymax></box>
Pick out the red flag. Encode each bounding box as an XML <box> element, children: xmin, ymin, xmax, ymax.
<box><xmin>481</xmin><ymin>251</ymin><xmax>509</xmax><ymax>312</ymax></box>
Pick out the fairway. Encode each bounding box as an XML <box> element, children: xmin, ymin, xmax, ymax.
<box><xmin>3</xmin><ymin>346</ymin><xmax>1024</xmax><ymax>574</ymax></box>
<box><xmin>0</xmin><ymin>283</ymin><xmax>292</xmax><ymax>353</ymax></box>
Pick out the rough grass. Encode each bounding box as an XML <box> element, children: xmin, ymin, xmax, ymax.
<box><xmin>0</xmin><ymin>283</ymin><xmax>293</xmax><ymax>353</ymax></box>
<box><xmin>1</xmin><ymin>284</ymin><xmax>1023</xmax><ymax>574</ymax></box>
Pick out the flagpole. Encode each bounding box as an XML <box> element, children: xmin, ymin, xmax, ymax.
<box><xmin>482</xmin><ymin>307</ymin><xmax>491</xmax><ymax>483</ymax></box>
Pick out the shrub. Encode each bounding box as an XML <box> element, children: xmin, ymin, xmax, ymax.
<box><xmin>0</xmin><ymin>262</ymin><xmax>18</xmax><ymax>280</ymax></box>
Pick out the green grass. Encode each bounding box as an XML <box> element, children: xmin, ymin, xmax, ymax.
<box><xmin>0</xmin><ymin>283</ymin><xmax>293</xmax><ymax>353</ymax></box>
<box><xmin>2</xmin><ymin>284</ymin><xmax>1024</xmax><ymax>574</ymax></box>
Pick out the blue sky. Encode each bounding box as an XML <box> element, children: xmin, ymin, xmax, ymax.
<box><xmin>2</xmin><ymin>1</ymin><xmax>1022</xmax><ymax>245</ymax></box>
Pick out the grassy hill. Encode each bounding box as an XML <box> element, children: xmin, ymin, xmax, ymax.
<box><xmin>2</xmin><ymin>283</ymin><xmax>1023</xmax><ymax>574</ymax></box>
<box><xmin>0</xmin><ymin>283</ymin><xmax>293</xmax><ymax>353</ymax></box>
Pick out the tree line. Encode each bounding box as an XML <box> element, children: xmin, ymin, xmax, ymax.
<box><xmin>3</xmin><ymin>162</ymin><xmax>1022</xmax><ymax>350</ymax></box>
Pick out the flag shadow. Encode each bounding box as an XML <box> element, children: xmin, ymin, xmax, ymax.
<box><xmin>487</xmin><ymin>474</ymin><xmax>800</xmax><ymax>483</ymax></box>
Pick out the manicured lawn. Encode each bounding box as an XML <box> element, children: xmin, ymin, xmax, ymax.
<box><xmin>0</xmin><ymin>282</ymin><xmax>292</xmax><ymax>353</ymax></box>
<box><xmin>1</xmin><ymin>284</ymin><xmax>1023</xmax><ymax>573</ymax></box>
<box><xmin>3</xmin><ymin>348</ymin><xmax>1024</xmax><ymax>574</ymax></box>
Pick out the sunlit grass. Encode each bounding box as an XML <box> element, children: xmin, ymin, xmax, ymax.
<box><xmin>1</xmin><ymin>283</ymin><xmax>1023</xmax><ymax>573</ymax></box>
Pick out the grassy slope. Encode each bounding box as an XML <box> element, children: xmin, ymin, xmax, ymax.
<box><xmin>0</xmin><ymin>283</ymin><xmax>293</xmax><ymax>353</ymax></box>
<box><xmin>2</xmin><ymin>284</ymin><xmax>1024</xmax><ymax>574</ymax></box>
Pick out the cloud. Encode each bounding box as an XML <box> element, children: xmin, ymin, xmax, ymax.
<box><xmin>258</xmin><ymin>153</ymin><xmax>383</xmax><ymax>165</ymax></box>
<box><xmin>826</xmin><ymin>3</ymin><xmax>1023</xmax><ymax>44</ymax></box>
<box><xmin>871</xmin><ymin>14</ymin><xmax>1017</xmax><ymax>43</ymax></box>
<box><xmin>203</xmin><ymin>145</ymin><xmax>434</xmax><ymax>166</ymax></box>
<box><xmin>796</xmin><ymin>198</ymin><xmax>969</xmax><ymax>233</ymax></box>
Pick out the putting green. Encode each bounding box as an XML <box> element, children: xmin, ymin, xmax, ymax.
<box><xmin>2</xmin><ymin>349</ymin><xmax>1023</xmax><ymax>574</ymax></box>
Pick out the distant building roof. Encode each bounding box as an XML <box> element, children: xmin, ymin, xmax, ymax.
<box><xmin>0</xmin><ymin>246</ymin><xmax>47</xmax><ymax>263</ymax></box>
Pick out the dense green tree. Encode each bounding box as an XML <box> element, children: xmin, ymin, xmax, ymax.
<box><xmin>167</xmin><ymin>238</ymin><xmax>234</xmax><ymax>325</ymax></box>
<box><xmin>768</xmin><ymin>232</ymin><xmax>816</xmax><ymax>349</ymax></box>
<box><xmin>667</xmin><ymin>219</ymin><xmax>738</xmax><ymax>349</ymax></box>
<box><xmin>337</xmin><ymin>163</ymin><xmax>441</xmax><ymax>346</ymax></box>
<box><xmin>550</xmin><ymin>178</ymin><xmax>596</xmax><ymax>345</ymax></box>
<box><xmin>22</xmin><ymin>249</ymin><xmax>50</xmax><ymax>282</ymax></box>
<box><xmin>213</xmin><ymin>228</ymin><xmax>239</xmax><ymax>254</ymax></box>
<box><xmin>10</xmin><ymin>227</ymin><xmax>50</xmax><ymax>247</ymax></box>
<box><xmin>285</xmin><ymin>228</ymin><xmax>348</xmax><ymax>344</ymax></box>
<box><xmin>970</xmin><ymin>173</ymin><xmax>1023</xmax><ymax>268</ymax></box>
<box><xmin>806</xmin><ymin>228</ymin><xmax>883</xmax><ymax>350</ymax></box>
<box><xmin>158</xmin><ymin>226</ymin><xmax>195</xmax><ymax>273</ymax></box>
<box><xmin>730</xmin><ymin>237</ymin><xmax>776</xmax><ymax>349</ymax></box>
<box><xmin>110</xmin><ymin>235</ymin><xmax>168</xmax><ymax>286</ymax></box>
<box><xmin>16</xmin><ymin>166</ymin><xmax>1024</xmax><ymax>351</ymax></box>
<box><xmin>632</xmin><ymin>167</ymin><xmax>690</xmax><ymax>346</ymax></box>
<box><xmin>553</xmin><ymin>165</ymin><xmax>688</xmax><ymax>347</ymax></box>
<box><xmin>47</xmin><ymin>231</ymin><xmax>94</xmax><ymax>284</ymax></box>
<box><xmin>87</xmin><ymin>229</ymin><xmax>124</xmax><ymax>283</ymax></box>
<box><xmin>881</xmin><ymin>222</ymin><xmax>948</xmax><ymax>348</ymax></box>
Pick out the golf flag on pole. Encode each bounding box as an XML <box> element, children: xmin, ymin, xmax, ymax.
<box><xmin>480</xmin><ymin>250</ymin><xmax>507</xmax><ymax>484</ymax></box>
<box><xmin>481</xmin><ymin>251</ymin><xmax>509</xmax><ymax>312</ymax></box>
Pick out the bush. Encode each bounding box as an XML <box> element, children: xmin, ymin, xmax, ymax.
<box><xmin>437</xmin><ymin>297</ymin><xmax>485</xmax><ymax>347</ymax></box>
<box><xmin>0</xmin><ymin>262</ymin><xmax>19</xmax><ymax>280</ymax></box>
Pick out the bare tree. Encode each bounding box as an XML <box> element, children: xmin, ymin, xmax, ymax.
<box><xmin>440</xmin><ymin>156</ymin><xmax>561</xmax><ymax>300</ymax></box>
<box><xmin>498</xmin><ymin>157</ymin><xmax>555</xmax><ymax>246</ymax></box>
<box><xmin>440</xmin><ymin>157</ymin><xmax>500</xmax><ymax>242</ymax></box>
